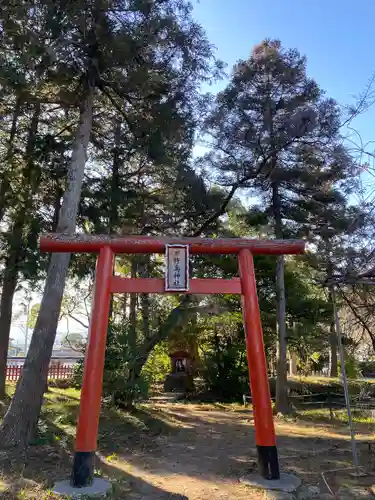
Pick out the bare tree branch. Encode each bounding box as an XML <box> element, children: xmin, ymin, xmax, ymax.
<box><xmin>338</xmin><ymin>286</ymin><xmax>375</xmax><ymax>351</ymax></box>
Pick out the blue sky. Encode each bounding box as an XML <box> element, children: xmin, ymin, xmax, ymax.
<box><xmin>192</xmin><ymin>0</ymin><xmax>375</xmax><ymax>149</ymax></box>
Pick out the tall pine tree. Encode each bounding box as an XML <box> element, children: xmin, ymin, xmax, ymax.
<box><xmin>200</xmin><ymin>39</ymin><xmax>354</xmax><ymax>412</ymax></box>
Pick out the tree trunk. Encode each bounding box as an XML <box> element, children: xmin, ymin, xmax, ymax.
<box><xmin>0</xmin><ymin>83</ymin><xmax>94</xmax><ymax>449</ymax></box>
<box><xmin>0</xmin><ymin>102</ymin><xmax>41</xmax><ymax>399</ymax></box>
<box><xmin>51</xmin><ymin>186</ymin><xmax>63</xmax><ymax>232</ymax></box>
<box><xmin>0</xmin><ymin>242</ymin><xmax>22</xmax><ymax>400</ymax></box>
<box><xmin>129</xmin><ymin>259</ymin><xmax>137</xmax><ymax>353</ymax></box>
<box><xmin>289</xmin><ymin>323</ymin><xmax>298</xmax><ymax>376</ymax></box>
<box><xmin>272</xmin><ymin>182</ymin><xmax>290</xmax><ymax>414</ymax></box>
<box><xmin>327</xmin><ymin>264</ymin><xmax>338</xmax><ymax>377</ymax></box>
<box><xmin>139</xmin><ymin>256</ymin><xmax>151</xmax><ymax>340</ymax></box>
<box><xmin>329</xmin><ymin>321</ymin><xmax>338</xmax><ymax>377</ymax></box>
<box><xmin>109</xmin><ymin>119</ymin><xmax>121</xmax><ymax>233</ymax></box>
<box><xmin>124</xmin><ymin>259</ymin><xmax>138</xmax><ymax>396</ymax></box>
<box><xmin>275</xmin><ymin>255</ymin><xmax>289</xmax><ymax>413</ymax></box>
<box><xmin>123</xmin><ymin>294</ymin><xmax>128</xmax><ymax>321</ymax></box>
<box><xmin>0</xmin><ymin>97</ymin><xmax>22</xmax><ymax>224</ymax></box>
<box><xmin>127</xmin><ymin>299</ymin><xmax>218</xmax><ymax>393</ymax></box>
<box><xmin>289</xmin><ymin>351</ymin><xmax>298</xmax><ymax>376</ymax></box>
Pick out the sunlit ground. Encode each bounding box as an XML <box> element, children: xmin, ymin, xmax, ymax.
<box><xmin>0</xmin><ymin>384</ymin><xmax>374</xmax><ymax>498</ymax></box>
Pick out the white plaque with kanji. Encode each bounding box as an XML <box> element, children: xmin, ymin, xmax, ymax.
<box><xmin>165</xmin><ymin>244</ymin><xmax>189</xmax><ymax>291</ymax></box>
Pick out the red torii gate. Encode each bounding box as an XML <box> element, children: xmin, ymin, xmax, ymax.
<box><xmin>40</xmin><ymin>234</ymin><xmax>305</xmax><ymax>488</ymax></box>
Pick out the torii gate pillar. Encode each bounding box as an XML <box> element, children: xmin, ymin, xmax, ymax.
<box><xmin>239</xmin><ymin>249</ymin><xmax>278</xmax><ymax>477</ymax></box>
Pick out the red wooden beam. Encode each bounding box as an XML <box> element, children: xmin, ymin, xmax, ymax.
<box><xmin>239</xmin><ymin>249</ymin><xmax>279</xmax><ymax>478</ymax></box>
<box><xmin>40</xmin><ymin>233</ymin><xmax>305</xmax><ymax>255</ymax></box>
<box><xmin>110</xmin><ymin>277</ymin><xmax>242</xmax><ymax>294</ymax></box>
<box><xmin>74</xmin><ymin>246</ymin><xmax>114</xmax><ymax>485</ymax></box>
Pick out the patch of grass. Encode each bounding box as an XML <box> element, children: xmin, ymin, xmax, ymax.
<box><xmin>298</xmin><ymin>406</ymin><xmax>375</xmax><ymax>429</ymax></box>
<box><xmin>288</xmin><ymin>375</ymin><xmax>375</xmax><ymax>395</ymax></box>
<box><xmin>0</xmin><ymin>387</ymin><xmax>180</xmax><ymax>499</ymax></box>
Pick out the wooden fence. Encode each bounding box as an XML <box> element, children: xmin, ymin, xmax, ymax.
<box><xmin>6</xmin><ymin>363</ymin><xmax>74</xmax><ymax>382</ymax></box>
<box><xmin>243</xmin><ymin>391</ymin><xmax>375</xmax><ymax>416</ymax></box>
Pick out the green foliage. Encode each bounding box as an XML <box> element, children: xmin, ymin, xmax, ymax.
<box><xmin>71</xmin><ymin>359</ymin><xmax>84</xmax><ymax>389</ymax></box>
<box><xmin>27</xmin><ymin>303</ymin><xmax>40</xmax><ymax>329</ymax></box>
<box><xmin>198</xmin><ymin>311</ymin><xmax>248</xmax><ymax>400</ymax></box>
<box><xmin>201</xmin><ymin>340</ymin><xmax>248</xmax><ymax>400</ymax></box>
<box><xmin>72</xmin><ymin>323</ymin><xmax>150</xmax><ymax>404</ymax></box>
<box><xmin>359</xmin><ymin>359</ymin><xmax>375</xmax><ymax>375</ymax></box>
<box><xmin>201</xmin><ymin>39</ymin><xmax>353</xmax><ymax>212</ymax></box>
<box><xmin>103</xmin><ymin>323</ymin><xmax>150</xmax><ymax>405</ymax></box>
<box><xmin>297</xmin><ymin>351</ymin><xmax>329</xmax><ymax>376</ymax></box>
<box><xmin>339</xmin><ymin>355</ymin><xmax>362</xmax><ymax>379</ymax></box>
<box><xmin>142</xmin><ymin>342</ymin><xmax>170</xmax><ymax>384</ymax></box>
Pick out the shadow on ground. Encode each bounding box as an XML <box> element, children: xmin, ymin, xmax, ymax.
<box><xmin>1</xmin><ymin>395</ymin><xmax>375</xmax><ymax>499</ymax></box>
<box><xmin>0</xmin><ymin>394</ymin><xmax>187</xmax><ymax>499</ymax></box>
<box><xmin>0</xmin><ymin>431</ymin><xmax>188</xmax><ymax>499</ymax></box>
<box><xmin>96</xmin><ymin>403</ymin><xmax>375</xmax><ymax>498</ymax></box>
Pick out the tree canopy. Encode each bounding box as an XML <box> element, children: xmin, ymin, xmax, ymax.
<box><xmin>0</xmin><ymin>12</ymin><xmax>373</xmax><ymax>448</ymax></box>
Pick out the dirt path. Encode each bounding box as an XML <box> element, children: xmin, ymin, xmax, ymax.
<box><xmin>107</xmin><ymin>404</ymin><xmax>263</xmax><ymax>499</ymax></box>
<box><xmin>104</xmin><ymin>403</ymin><xmax>375</xmax><ymax>499</ymax></box>
<box><xmin>1</xmin><ymin>400</ymin><xmax>374</xmax><ymax>499</ymax></box>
